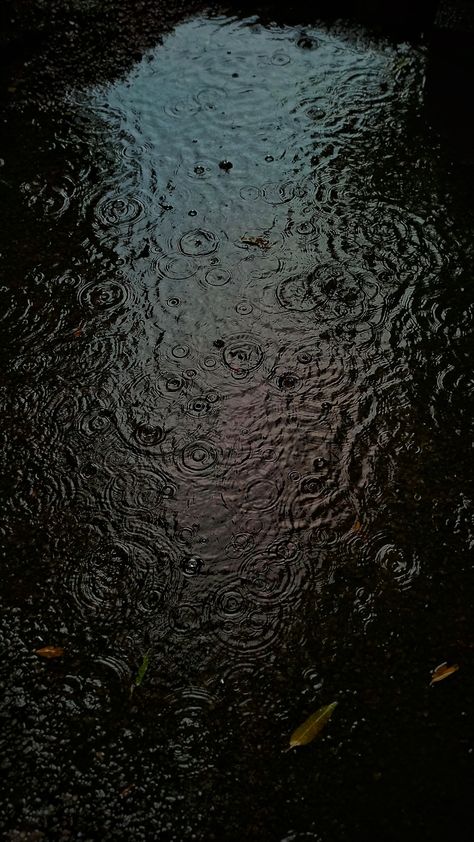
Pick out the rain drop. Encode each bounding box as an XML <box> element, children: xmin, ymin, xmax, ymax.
<box><xmin>181</xmin><ymin>555</ymin><xmax>204</xmax><ymax>576</ymax></box>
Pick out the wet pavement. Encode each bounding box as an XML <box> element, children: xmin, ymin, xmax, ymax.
<box><xmin>1</xmin><ymin>4</ymin><xmax>474</xmax><ymax>841</ymax></box>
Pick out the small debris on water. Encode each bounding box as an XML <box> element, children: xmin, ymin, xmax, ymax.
<box><xmin>241</xmin><ymin>235</ymin><xmax>272</xmax><ymax>250</ymax></box>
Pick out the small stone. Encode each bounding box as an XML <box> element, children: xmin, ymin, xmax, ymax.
<box><xmin>219</xmin><ymin>160</ymin><xmax>233</xmax><ymax>171</ymax></box>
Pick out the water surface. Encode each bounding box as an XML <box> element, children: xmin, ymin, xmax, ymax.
<box><xmin>1</xmin><ymin>12</ymin><xmax>473</xmax><ymax>842</ymax></box>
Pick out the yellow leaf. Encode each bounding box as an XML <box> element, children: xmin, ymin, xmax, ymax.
<box><xmin>430</xmin><ymin>662</ymin><xmax>459</xmax><ymax>685</ymax></box>
<box><xmin>288</xmin><ymin>701</ymin><xmax>338</xmax><ymax>749</ymax></box>
<box><xmin>35</xmin><ymin>646</ymin><xmax>65</xmax><ymax>659</ymax></box>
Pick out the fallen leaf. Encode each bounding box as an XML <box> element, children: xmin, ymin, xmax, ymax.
<box><xmin>430</xmin><ymin>662</ymin><xmax>459</xmax><ymax>685</ymax></box>
<box><xmin>240</xmin><ymin>236</ymin><xmax>271</xmax><ymax>250</ymax></box>
<box><xmin>119</xmin><ymin>784</ymin><xmax>136</xmax><ymax>798</ymax></box>
<box><xmin>393</xmin><ymin>56</ymin><xmax>411</xmax><ymax>75</ymax></box>
<box><xmin>288</xmin><ymin>701</ymin><xmax>338</xmax><ymax>749</ymax></box>
<box><xmin>351</xmin><ymin>519</ymin><xmax>362</xmax><ymax>533</ymax></box>
<box><xmin>35</xmin><ymin>646</ymin><xmax>65</xmax><ymax>659</ymax></box>
<box><xmin>134</xmin><ymin>652</ymin><xmax>150</xmax><ymax>687</ymax></box>
<box><xmin>72</xmin><ymin>327</ymin><xmax>82</xmax><ymax>338</ymax></box>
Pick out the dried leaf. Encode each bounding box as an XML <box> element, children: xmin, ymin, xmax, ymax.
<box><xmin>134</xmin><ymin>652</ymin><xmax>150</xmax><ymax>687</ymax></box>
<box><xmin>430</xmin><ymin>662</ymin><xmax>459</xmax><ymax>685</ymax></box>
<box><xmin>351</xmin><ymin>519</ymin><xmax>362</xmax><ymax>533</ymax></box>
<box><xmin>393</xmin><ymin>56</ymin><xmax>411</xmax><ymax>75</ymax></box>
<box><xmin>119</xmin><ymin>784</ymin><xmax>136</xmax><ymax>798</ymax></box>
<box><xmin>35</xmin><ymin>646</ymin><xmax>65</xmax><ymax>659</ymax></box>
<box><xmin>288</xmin><ymin>701</ymin><xmax>338</xmax><ymax>749</ymax></box>
<box><xmin>240</xmin><ymin>236</ymin><xmax>271</xmax><ymax>250</ymax></box>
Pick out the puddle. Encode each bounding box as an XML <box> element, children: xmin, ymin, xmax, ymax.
<box><xmin>1</xmin><ymin>11</ymin><xmax>473</xmax><ymax>842</ymax></box>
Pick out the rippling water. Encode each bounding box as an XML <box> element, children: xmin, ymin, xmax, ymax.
<box><xmin>1</xmin><ymin>11</ymin><xmax>474</xmax><ymax>842</ymax></box>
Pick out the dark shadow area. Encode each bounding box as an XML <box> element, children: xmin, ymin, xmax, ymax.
<box><xmin>0</xmin><ymin>0</ymin><xmax>441</xmax><ymax>97</ymax></box>
<box><xmin>425</xmin><ymin>7</ymin><xmax>474</xmax><ymax>160</ymax></box>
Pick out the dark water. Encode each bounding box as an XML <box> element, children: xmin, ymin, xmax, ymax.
<box><xmin>1</xmin><ymin>11</ymin><xmax>474</xmax><ymax>841</ymax></box>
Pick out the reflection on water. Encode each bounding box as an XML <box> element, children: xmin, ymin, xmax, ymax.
<box><xmin>1</xmin><ymin>13</ymin><xmax>474</xmax><ymax>842</ymax></box>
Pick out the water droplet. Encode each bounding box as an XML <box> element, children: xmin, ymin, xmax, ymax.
<box><xmin>277</xmin><ymin>271</ymin><xmax>318</xmax><ymax>311</ymax></box>
<box><xmin>240</xmin><ymin>186</ymin><xmax>260</xmax><ymax>200</ymax></box>
<box><xmin>87</xmin><ymin>411</ymin><xmax>111</xmax><ymax>433</ymax></box>
<box><xmin>78</xmin><ymin>279</ymin><xmax>128</xmax><ymax>311</ymax></box>
<box><xmin>206</xmin><ymin>267</ymin><xmax>230</xmax><ymax>286</ymax></box>
<box><xmin>159</xmin><ymin>255</ymin><xmax>196</xmax><ymax>280</ymax></box>
<box><xmin>81</xmin><ymin>461</ymin><xmax>98</xmax><ymax>478</ymax></box>
<box><xmin>278</xmin><ymin>372</ymin><xmax>300</xmax><ymax>390</ymax></box>
<box><xmin>297</xmin><ymin>220</ymin><xmax>315</xmax><ymax>236</ymax></box>
<box><xmin>166</xmin><ymin>377</ymin><xmax>182</xmax><ymax>392</ymax></box>
<box><xmin>172</xmin><ymin>345</ymin><xmax>190</xmax><ymax>359</ymax></box>
<box><xmin>271</xmin><ymin>51</ymin><xmax>290</xmax><ymax>66</ymax></box>
<box><xmin>187</xmin><ymin>397</ymin><xmax>211</xmax><ymax>417</ymax></box>
<box><xmin>234</xmin><ymin>533</ymin><xmax>253</xmax><ymax>549</ymax></box>
<box><xmin>180</xmin><ymin>440</ymin><xmax>217</xmax><ymax>475</ymax></box>
<box><xmin>181</xmin><ymin>555</ymin><xmax>204</xmax><ymax>576</ymax></box>
<box><xmin>297</xmin><ymin>35</ymin><xmax>319</xmax><ymax>49</ymax></box>
<box><xmin>244</xmin><ymin>479</ymin><xmax>280</xmax><ymax>511</ymax></box>
<box><xmin>223</xmin><ymin>336</ymin><xmax>264</xmax><ymax>373</ymax></box>
<box><xmin>134</xmin><ymin>423</ymin><xmax>165</xmax><ymax>447</ymax></box>
<box><xmin>236</xmin><ymin>301</ymin><xmax>253</xmax><ymax>315</ymax></box>
<box><xmin>308</xmin><ymin>107</ymin><xmax>325</xmax><ymax>120</ymax></box>
<box><xmin>262</xmin><ymin>181</ymin><xmax>295</xmax><ymax>205</ymax></box>
<box><xmin>95</xmin><ymin>193</ymin><xmax>145</xmax><ymax>228</ymax></box>
<box><xmin>180</xmin><ymin>228</ymin><xmax>219</xmax><ymax>257</ymax></box>
<box><xmin>300</xmin><ymin>476</ymin><xmax>323</xmax><ymax>495</ymax></box>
